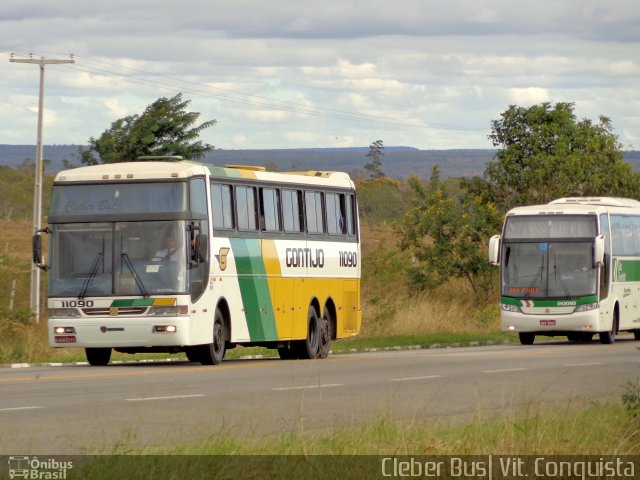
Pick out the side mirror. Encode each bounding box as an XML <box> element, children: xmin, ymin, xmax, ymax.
<box><xmin>594</xmin><ymin>234</ymin><xmax>605</xmax><ymax>267</ymax></box>
<box><xmin>32</xmin><ymin>228</ymin><xmax>49</xmax><ymax>271</ymax></box>
<box><xmin>488</xmin><ymin>235</ymin><xmax>502</xmax><ymax>266</ymax></box>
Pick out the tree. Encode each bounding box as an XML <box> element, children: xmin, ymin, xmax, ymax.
<box><xmin>80</xmin><ymin>93</ymin><xmax>216</xmax><ymax>164</ymax></box>
<box><xmin>364</xmin><ymin>140</ymin><xmax>385</xmax><ymax>178</ymax></box>
<box><xmin>397</xmin><ymin>166</ymin><xmax>502</xmax><ymax>302</ymax></box>
<box><xmin>473</xmin><ymin>102</ymin><xmax>640</xmax><ymax>210</ymax></box>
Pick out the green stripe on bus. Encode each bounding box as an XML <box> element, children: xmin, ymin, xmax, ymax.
<box><xmin>500</xmin><ymin>295</ymin><xmax>598</xmax><ymax>307</ymax></box>
<box><xmin>230</xmin><ymin>238</ymin><xmax>278</xmax><ymax>341</ymax></box>
<box><xmin>207</xmin><ymin>165</ymin><xmax>243</xmax><ymax>178</ymax></box>
<box><xmin>613</xmin><ymin>257</ymin><xmax>640</xmax><ymax>282</ymax></box>
<box><xmin>110</xmin><ymin>298</ymin><xmax>155</xmax><ymax>307</ymax></box>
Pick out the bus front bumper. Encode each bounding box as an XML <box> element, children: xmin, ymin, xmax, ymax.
<box><xmin>48</xmin><ymin>316</ymin><xmax>197</xmax><ymax>348</ymax></box>
<box><xmin>501</xmin><ymin>308</ymin><xmax>601</xmax><ymax>334</ymax></box>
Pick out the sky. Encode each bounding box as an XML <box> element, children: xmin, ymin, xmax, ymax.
<box><xmin>1</xmin><ymin>0</ymin><xmax>639</xmax><ymax>151</ymax></box>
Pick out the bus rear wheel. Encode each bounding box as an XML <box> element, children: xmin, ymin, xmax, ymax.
<box><xmin>317</xmin><ymin>308</ymin><xmax>332</xmax><ymax>359</ymax></box>
<box><xmin>518</xmin><ymin>332</ymin><xmax>535</xmax><ymax>345</ymax></box>
<box><xmin>85</xmin><ymin>347</ymin><xmax>111</xmax><ymax>366</ymax></box>
<box><xmin>199</xmin><ymin>309</ymin><xmax>226</xmax><ymax>365</ymax></box>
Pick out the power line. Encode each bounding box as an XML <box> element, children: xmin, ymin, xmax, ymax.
<box><xmin>7</xmin><ymin>50</ymin><xmax>485</xmax><ymax>133</ymax></box>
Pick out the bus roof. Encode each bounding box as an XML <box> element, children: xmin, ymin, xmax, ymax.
<box><xmin>506</xmin><ymin>197</ymin><xmax>640</xmax><ymax>216</ymax></box>
<box><xmin>54</xmin><ymin>160</ymin><xmax>355</xmax><ymax>189</ymax></box>
<box><xmin>549</xmin><ymin>197</ymin><xmax>640</xmax><ymax>207</ymax></box>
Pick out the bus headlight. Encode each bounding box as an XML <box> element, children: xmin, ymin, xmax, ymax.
<box><xmin>48</xmin><ymin>308</ymin><xmax>81</xmax><ymax>318</ymax></box>
<box><xmin>147</xmin><ymin>305</ymin><xmax>188</xmax><ymax>316</ymax></box>
<box><xmin>501</xmin><ymin>303</ymin><xmax>520</xmax><ymax>313</ymax></box>
<box><xmin>574</xmin><ymin>302</ymin><xmax>598</xmax><ymax>312</ymax></box>
<box><xmin>153</xmin><ymin>325</ymin><xmax>177</xmax><ymax>333</ymax></box>
<box><xmin>54</xmin><ymin>326</ymin><xmax>76</xmax><ymax>334</ymax></box>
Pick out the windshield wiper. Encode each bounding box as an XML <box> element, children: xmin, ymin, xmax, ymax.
<box><xmin>121</xmin><ymin>253</ymin><xmax>149</xmax><ymax>297</ymax></box>
<box><xmin>553</xmin><ymin>253</ymin><xmax>572</xmax><ymax>298</ymax></box>
<box><xmin>524</xmin><ymin>253</ymin><xmax>545</xmax><ymax>300</ymax></box>
<box><xmin>79</xmin><ymin>251</ymin><xmax>104</xmax><ymax>298</ymax></box>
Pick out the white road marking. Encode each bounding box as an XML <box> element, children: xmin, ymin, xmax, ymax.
<box><xmin>563</xmin><ymin>362</ymin><xmax>603</xmax><ymax>367</ymax></box>
<box><xmin>0</xmin><ymin>406</ymin><xmax>42</xmax><ymax>412</ymax></box>
<box><xmin>391</xmin><ymin>375</ymin><xmax>442</xmax><ymax>382</ymax></box>
<box><xmin>126</xmin><ymin>394</ymin><xmax>205</xmax><ymax>402</ymax></box>
<box><xmin>483</xmin><ymin>368</ymin><xmax>527</xmax><ymax>374</ymax></box>
<box><xmin>273</xmin><ymin>384</ymin><xmax>343</xmax><ymax>391</ymax></box>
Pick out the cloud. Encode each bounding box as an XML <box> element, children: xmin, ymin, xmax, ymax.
<box><xmin>1</xmin><ymin>1</ymin><xmax>639</xmax><ymax>150</ymax></box>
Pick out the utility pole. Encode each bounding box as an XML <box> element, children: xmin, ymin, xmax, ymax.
<box><xmin>10</xmin><ymin>54</ymin><xmax>75</xmax><ymax>321</ymax></box>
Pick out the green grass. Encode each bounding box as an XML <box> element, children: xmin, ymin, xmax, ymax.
<box><xmin>65</xmin><ymin>398</ymin><xmax>640</xmax><ymax>478</ymax></box>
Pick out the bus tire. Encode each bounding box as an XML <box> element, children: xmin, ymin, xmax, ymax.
<box><xmin>85</xmin><ymin>347</ymin><xmax>111</xmax><ymax>366</ymax></box>
<box><xmin>200</xmin><ymin>309</ymin><xmax>226</xmax><ymax>365</ymax></box>
<box><xmin>297</xmin><ymin>305</ymin><xmax>321</xmax><ymax>359</ymax></box>
<box><xmin>317</xmin><ymin>307</ymin><xmax>332</xmax><ymax>359</ymax></box>
<box><xmin>634</xmin><ymin>330</ymin><xmax>640</xmax><ymax>340</ymax></box>
<box><xmin>518</xmin><ymin>332</ymin><xmax>535</xmax><ymax>345</ymax></box>
<box><xmin>599</xmin><ymin>311</ymin><xmax>618</xmax><ymax>344</ymax></box>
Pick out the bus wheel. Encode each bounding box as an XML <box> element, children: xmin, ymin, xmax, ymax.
<box><xmin>298</xmin><ymin>305</ymin><xmax>321</xmax><ymax>359</ymax></box>
<box><xmin>317</xmin><ymin>308</ymin><xmax>333</xmax><ymax>359</ymax></box>
<box><xmin>634</xmin><ymin>330</ymin><xmax>640</xmax><ymax>340</ymax></box>
<box><xmin>518</xmin><ymin>332</ymin><xmax>535</xmax><ymax>345</ymax></box>
<box><xmin>200</xmin><ymin>309</ymin><xmax>226</xmax><ymax>365</ymax></box>
<box><xmin>599</xmin><ymin>312</ymin><xmax>618</xmax><ymax>344</ymax></box>
<box><xmin>85</xmin><ymin>347</ymin><xmax>111</xmax><ymax>366</ymax></box>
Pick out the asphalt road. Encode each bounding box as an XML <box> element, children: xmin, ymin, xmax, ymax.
<box><xmin>1</xmin><ymin>338</ymin><xmax>639</xmax><ymax>454</ymax></box>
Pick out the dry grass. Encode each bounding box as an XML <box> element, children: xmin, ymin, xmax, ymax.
<box><xmin>359</xmin><ymin>222</ymin><xmax>499</xmax><ymax>338</ymax></box>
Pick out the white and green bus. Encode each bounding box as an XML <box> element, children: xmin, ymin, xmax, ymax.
<box><xmin>34</xmin><ymin>157</ymin><xmax>361</xmax><ymax>365</ymax></box>
<box><xmin>489</xmin><ymin>197</ymin><xmax>640</xmax><ymax>345</ymax></box>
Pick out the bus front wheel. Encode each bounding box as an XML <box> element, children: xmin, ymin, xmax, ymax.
<box><xmin>85</xmin><ymin>347</ymin><xmax>111</xmax><ymax>366</ymax></box>
<box><xmin>200</xmin><ymin>309</ymin><xmax>226</xmax><ymax>365</ymax></box>
<box><xmin>599</xmin><ymin>311</ymin><xmax>618</xmax><ymax>344</ymax></box>
<box><xmin>518</xmin><ymin>332</ymin><xmax>535</xmax><ymax>345</ymax></box>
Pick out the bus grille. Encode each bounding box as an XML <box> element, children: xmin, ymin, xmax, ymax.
<box><xmin>81</xmin><ymin>307</ymin><xmax>148</xmax><ymax>316</ymax></box>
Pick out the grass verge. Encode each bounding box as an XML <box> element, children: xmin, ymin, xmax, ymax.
<box><xmin>68</xmin><ymin>398</ymin><xmax>640</xmax><ymax>478</ymax></box>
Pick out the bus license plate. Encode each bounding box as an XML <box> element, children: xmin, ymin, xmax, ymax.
<box><xmin>540</xmin><ymin>320</ymin><xmax>556</xmax><ymax>326</ymax></box>
<box><xmin>55</xmin><ymin>335</ymin><xmax>77</xmax><ymax>343</ymax></box>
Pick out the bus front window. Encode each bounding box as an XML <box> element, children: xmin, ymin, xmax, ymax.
<box><xmin>49</xmin><ymin>221</ymin><xmax>189</xmax><ymax>297</ymax></box>
<box><xmin>502</xmin><ymin>241</ymin><xmax>596</xmax><ymax>299</ymax></box>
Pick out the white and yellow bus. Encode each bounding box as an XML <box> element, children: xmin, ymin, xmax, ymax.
<box><xmin>489</xmin><ymin>197</ymin><xmax>640</xmax><ymax>345</ymax></box>
<box><xmin>34</xmin><ymin>157</ymin><xmax>361</xmax><ymax>365</ymax></box>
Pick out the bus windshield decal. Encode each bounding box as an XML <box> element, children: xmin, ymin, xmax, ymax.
<box><xmin>51</xmin><ymin>182</ymin><xmax>188</xmax><ymax>217</ymax></box>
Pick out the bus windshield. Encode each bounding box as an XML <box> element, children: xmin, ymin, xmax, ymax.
<box><xmin>501</xmin><ymin>241</ymin><xmax>597</xmax><ymax>299</ymax></box>
<box><xmin>48</xmin><ymin>220</ymin><xmax>188</xmax><ymax>297</ymax></box>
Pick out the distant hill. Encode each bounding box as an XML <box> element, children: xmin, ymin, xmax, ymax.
<box><xmin>1</xmin><ymin>144</ymin><xmax>639</xmax><ymax>179</ymax></box>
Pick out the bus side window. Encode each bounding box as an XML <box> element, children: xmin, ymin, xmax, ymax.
<box><xmin>236</xmin><ymin>185</ymin><xmax>258</xmax><ymax>231</ymax></box>
<box><xmin>282</xmin><ymin>189</ymin><xmax>303</xmax><ymax>233</ymax></box>
<box><xmin>346</xmin><ymin>194</ymin><xmax>358</xmax><ymax>237</ymax></box>
<box><xmin>211</xmin><ymin>183</ymin><xmax>234</xmax><ymax>230</ymax></box>
<box><xmin>326</xmin><ymin>192</ymin><xmax>346</xmax><ymax>235</ymax></box>
<box><xmin>305</xmin><ymin>191</ymin><xmax>324</xmax><ymax>234</ymax></box>
<box><xmin>260</xmin><ymin>187</ymin><xmax>281</xmax><ymax>232</ymax></box>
